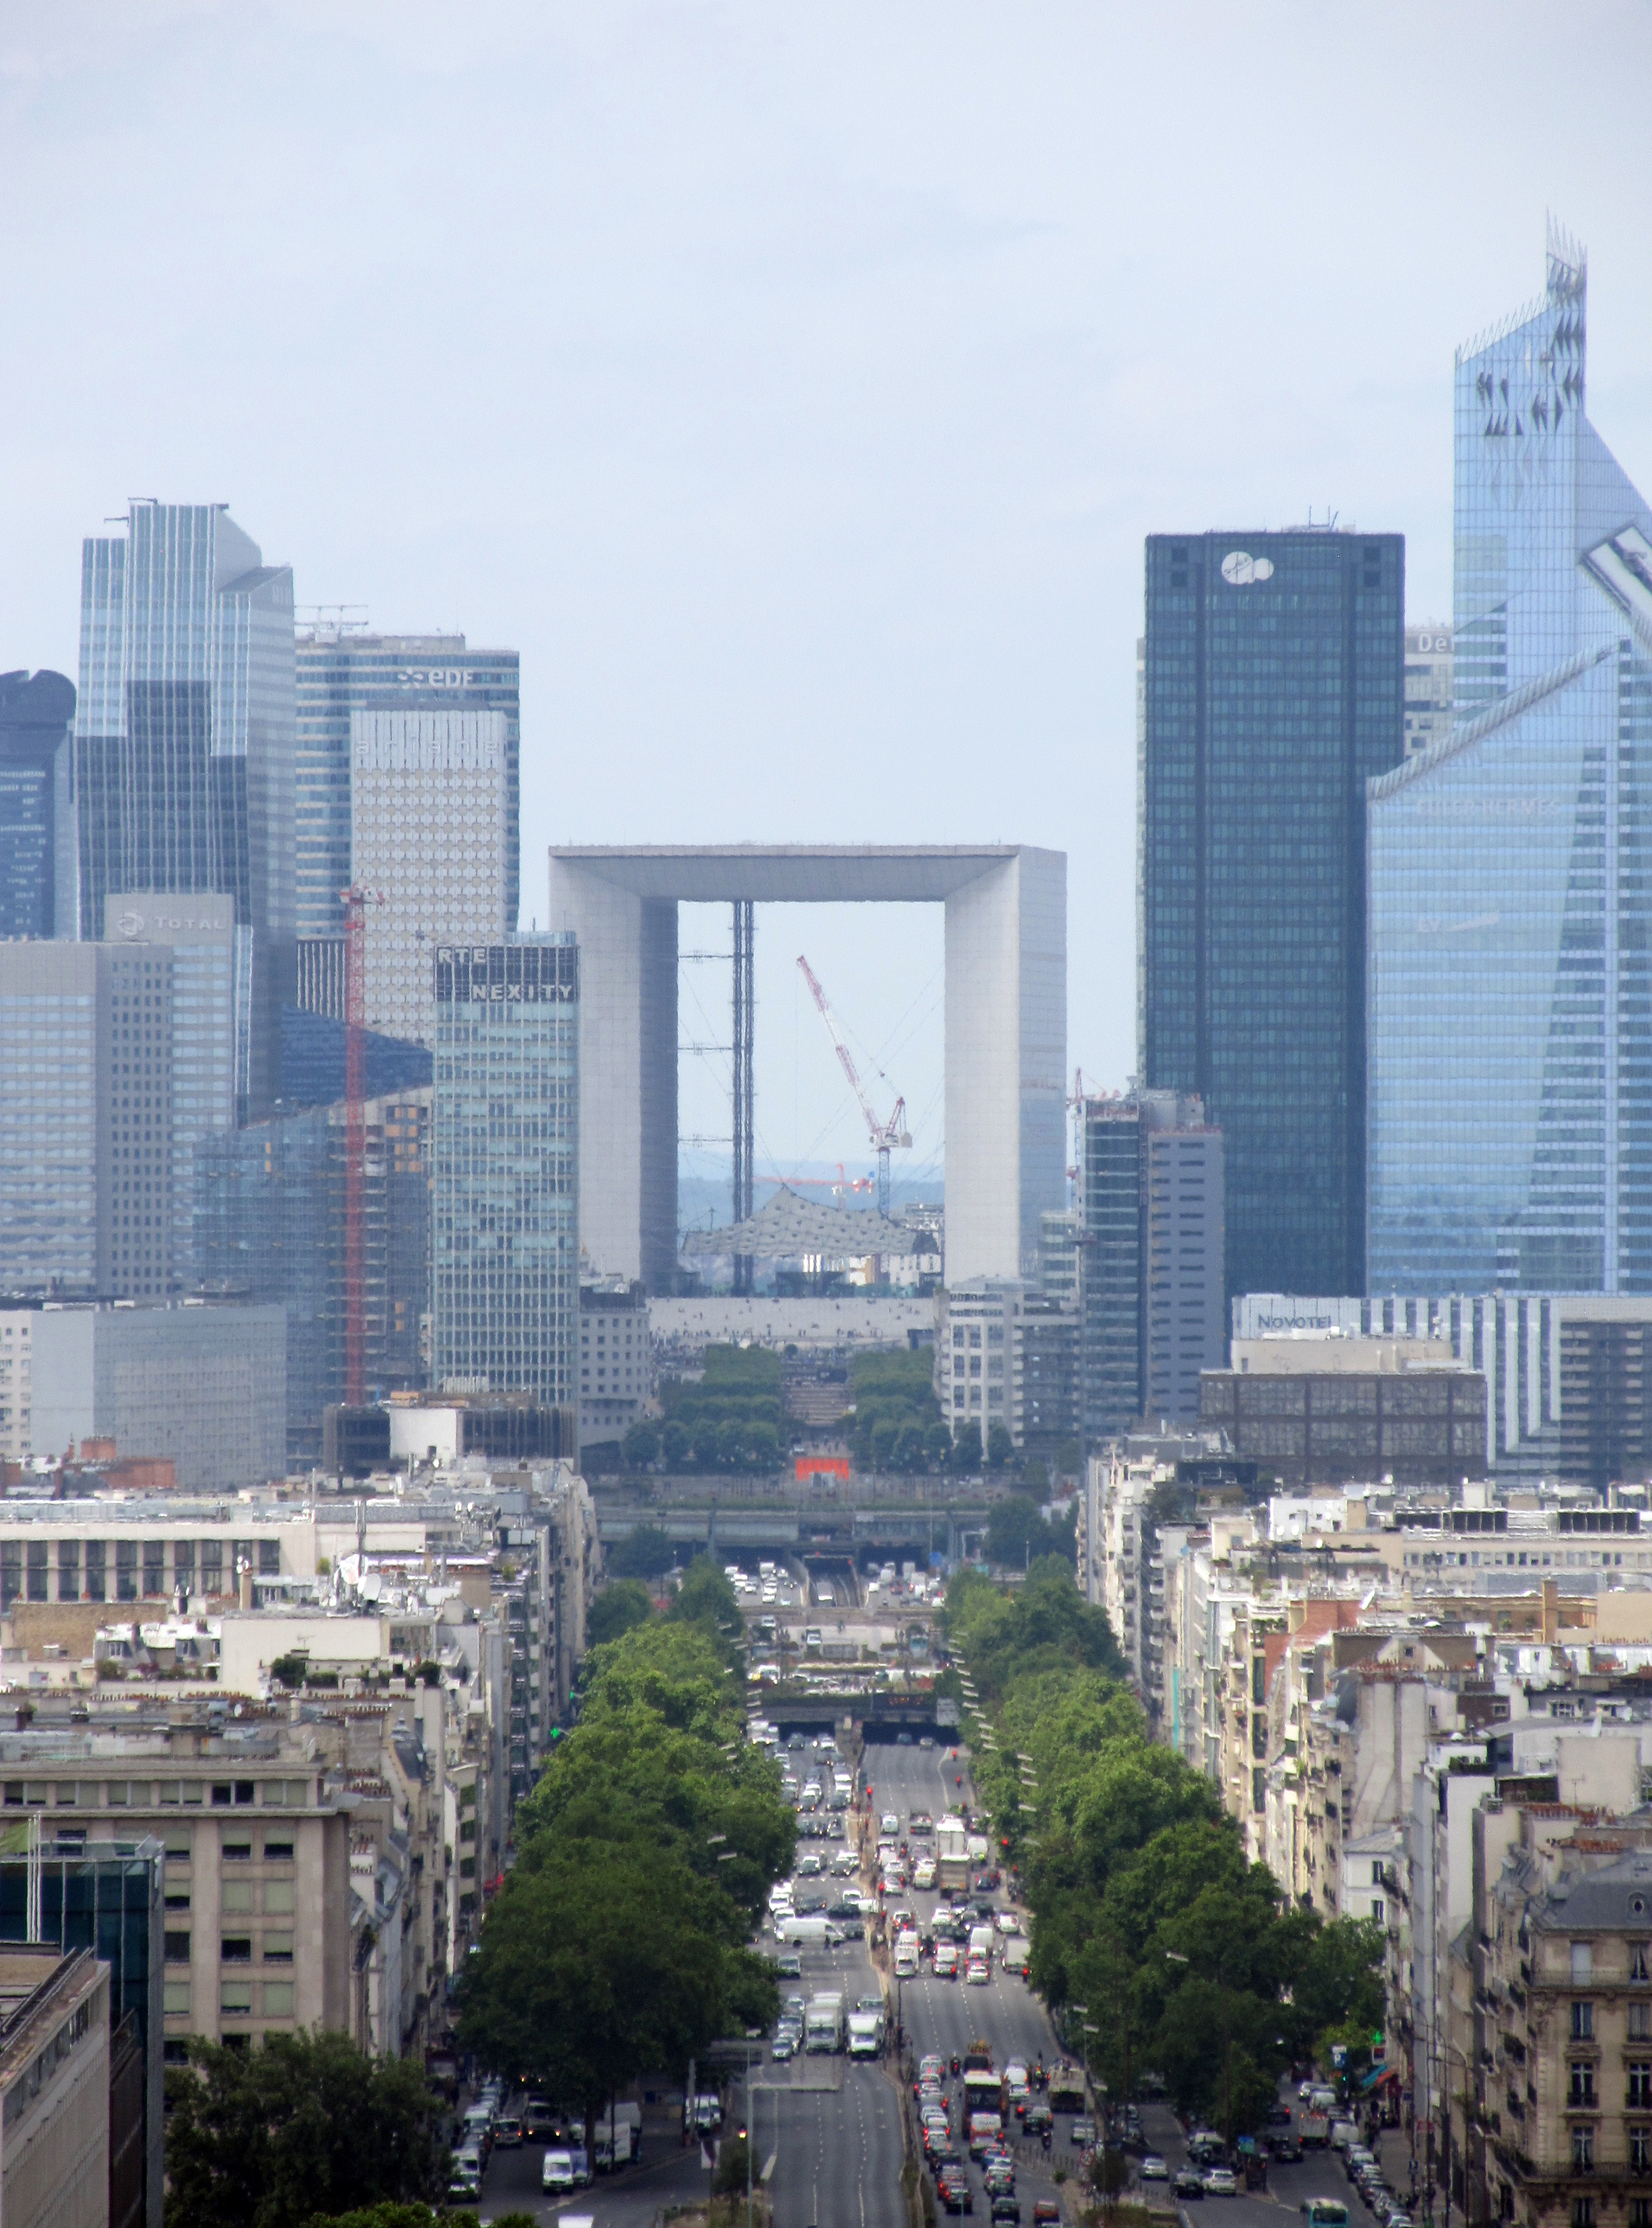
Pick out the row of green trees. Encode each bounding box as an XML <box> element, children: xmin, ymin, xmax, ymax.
<box><xmin>942</xmin><ymin>1562</ymin><xmax>1386</xmax><ymax>2139</ymax></box>
<box><xmin>456</xmin><ymin>1560</ymin><xmax>791</xmax><ymax>2133</ymax></box>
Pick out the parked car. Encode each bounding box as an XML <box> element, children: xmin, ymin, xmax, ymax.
<box><xmin>1140</xmin><ymin>2155</ymin><xmax>1169</xmax><ymax>2181</ymax></box>
<box><xmin>1204</xmin><ymin>2168</ymin><xmax>1238</xmax><ymax>2196</ymax></box>
<box><xmin>1175</xmin><ymin>2171</ymin><xmax>1207</xmax><ymax>2199</ymax></box>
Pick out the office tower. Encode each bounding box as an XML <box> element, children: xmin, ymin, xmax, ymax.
<box><xmin>1076</xmin><ymin>1090</ymin><xmax>1225</xmax><ymax>1438</ymax></box>
<box><xmin>277</xmin><ymin>1006</ymin><xmax>431</xmax><ymax>1111</ymax></box>
<box><xmin>1404</xmin><ymin>622</ymin><xmax>1453</xmax><ymax>757</ymax></box>
<box><xmin>104</xmin><ymin>894</ymin><xmax>237</xmax><ymax>1282</ymax></box>
<box><xmin>1368</xmin><ymin>229</ymin><xmax>1652</xmax><ymax>1294</ymax></box>
<box><xmin>293</xmin><ymin>630</ymin><xmax>520</xmax><ymax>1005</ymax></box>
<box><xmin>1141</xmin><ymin>527</ymin><xmax>1404</xmax><ymax>1298</ymax></box>
<box><xmin>195</xmin><ymin>1090</ymin><xmax>431</xmax><ymax>1464</ymax></box>
<box><xmin>351</xmin><ymin>707</ymin><xmax>509</xmax><ymax>1044</ymax></box>
<box><xmin>0</xmin><ymin>669</ymin><xmax>75</xmax><ymax>938</ymax></box>
<box><xmin>433</xmin><ymin>939</ymin><xmax>578</xmax><ymax>1409</ymax></box>
<box><xmin>75</xmin><ymin>501</ymin><xmax>296</xmax><ymax>1121</ymax></box>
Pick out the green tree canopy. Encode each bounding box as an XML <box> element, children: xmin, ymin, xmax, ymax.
<box><xmin>166</xmin><ymin>2032</ymin><xmax>445</xmax><ymax>2228</ymax></box>
<box><xmin>587</xmin><ymin>1578</ymin><xmax>655</xmax><ymax>1648</ymax></box>
<box><xmin>606</xmin><ymin>1524</ymin><xmax>676</xmax><ymax>1580</ymax></box>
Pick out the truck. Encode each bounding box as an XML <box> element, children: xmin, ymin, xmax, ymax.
<box><xmin>847</xmin><ymin>2010</ymin><xmax>883</xmax><ymax>2058</ymax></box>
<box><xmin>777</xmin><ymin>1914</ymin><xmax>830</xmax><ymax>1945</ymax></box>
<box><xmin>1048</xmin><ymin>2064</ymin><xmax>1086</xmax><ymax>2114</ymax></box>
<box><xmin>936</xmin><ymin>1816</ymin><xmax>971</xmax><ymax>1892</ymax></box>
<box><xmin>591</xmin><ymin>2111</ymin><xmax>638</xmax><ymax>2171</ymax></box>
<box><xmin>806</xmin><ymin>1993</ymin><xmax>846</xmax><ymax>2053</ymax></box>
<box><xmin>1299</xmin><ymin>2110</ymin><xmax>1330</xmax><ymax>2147</ymax></box>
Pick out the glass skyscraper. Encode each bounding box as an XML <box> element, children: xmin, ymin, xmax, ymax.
<box><xmin>1367</xmin><ymin>231</ymin><xmax>1652</xmax><ymax>1294</ymax></box>
<box><xmin>0</xmin><ymin>670</ymin><xmax>75</xmax><ymax>939</ymax></box>
<box><xmin>292</xmin><ymin>630</ymin><xmax>520</xmax><ymax>999</ymax></box>
<box><xmin>1141</xmin><ymin>528</ymin><xmax>1404</xmax><ymax>1299</ymax></box>
<box><xmin>74</xmin><ymin>503</ymin><xmax>296</xmax><ymax>1120</ymax></box>
<box><xmin>433</xmin><ymin>938</ymin><xmax>577</xmax><ymax>1406</ymax></box>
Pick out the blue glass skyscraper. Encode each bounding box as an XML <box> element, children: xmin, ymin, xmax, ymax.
<box><xmin>1141</xmin><ymin>529</ymin><xmax>1404</xmax><ymax>1299</ymax></box>
<box><xmin>0</xmin><ymin>671</ymin><xmax>75</xmax><ymax>939</ymax></box>
<box><xmin>1367</xmin><ymin>231</ymin><xmax>1652</xmax><ymax>1294</ymax></box>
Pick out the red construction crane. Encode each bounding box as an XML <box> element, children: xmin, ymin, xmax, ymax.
<box><xmin>795</xmin><ymin>955</ymin><xmax>912</xmax><ymax>1219</ymax></box>
<box><xmin>339</xmin><ymin>885</ymin><xmax>382</xmax><ymax>1409</ymax></box>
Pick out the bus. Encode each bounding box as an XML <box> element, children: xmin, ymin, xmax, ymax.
<box><xmin>1301</xmin><ymin>2202</ymin><xmax>1349</xmax><ymax>2227</ymax></box>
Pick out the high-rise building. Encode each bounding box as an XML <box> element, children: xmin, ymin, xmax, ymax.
<box><xmin>1075</xmin><ymin>1090</ymin><xmax>1225</xmax><ymax>1439</ymax></box>
<box><xmin>351</xmin><ymin>708</ymin><xmax>509</xmax><ymax>1044</ymax></box>
<box><xmin>194</xmin><ymin>1089</ymin><xmax>432</xmax><ymax>1464</ymax></box>
<box><xmin>1141</xmin><ymin>528</ymin><xmax>1404</xmax><ymax>1298</ymax></box>
<box><xmin>0</xmin><ymin>669</ymin><xmax>75</xmax><ymax>939</ymax></box>
<box><xmin>74</xmin><ymin>503</ymin><xmax>296</xmax><ymax>1119</ymax></box>
<box><xmin>0</xmin><ymin>943</ymin><xmax>100</xmax><ymax>1295</ymax></box>
<box><xmin>1368</xmin><ymin>230</ymin><xmax>1652</xmax><ymax>1295</ymax></box>
<box><xmin>293</xmin><ymin>630</ymin><xmax>520</xmax><ymax>1003</ymax></box>
<box><xmin>1404</xmin><ymin>622</ymin><xmax>1453</xmax><ymax>757</ymax></box>
<box><xmin>433</xmin><ymin>940</ymin><xmax>578</xmax><ymax>1408</ymax></box>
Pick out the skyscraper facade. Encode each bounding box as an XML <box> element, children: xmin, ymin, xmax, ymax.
<box><xmin>0</xmin><ymin>669</ymin><xmax>75</xmax><ymax>940</ymax></box>
<box><xmin>1367</xmin><ymin>231</ymin><xmax>1652</xmax><ymax>1295</ymax></box>
<box><xmin>351</xmin><ymin>707</ymin><xmax>510</xmax><ymax>1044</ymax></box>
<box><xmin>1141</xmin><ymin>527</ymin><xmax>1404</xmax><ymax>1298</ymax></box>
<box><xmin>293</xmin><ymin>631</ymin><xmax>520</xmax><ymax>1003</ymax></box>
<box><xmin>1404</xmin><ymin>622</ymin><xmax>1453</xmax><ymax>758</ymax></box>
<box><xmin>433</xmin><ymin>938</ymin><xmax>578</xmax><ymax>1407</ymax></box>
<box><xmin>74</xmin><ymin>503</ymin><xmax>296</xmax><ymax>1119</ymax></box>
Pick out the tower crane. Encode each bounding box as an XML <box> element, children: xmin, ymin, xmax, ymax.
<box><xmin>795</xmin><ymin>954</ymin><xmax>912</xmax><ymax>1219</ymax></box>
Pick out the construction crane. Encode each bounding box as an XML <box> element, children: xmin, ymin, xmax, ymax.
<box><xmin>339</xmin><ymin>885</ymin><xmax>383</xmax><ymax>1409</ymax></box>
<box><xmin>795</xmin><ymin>954</ymin><xmax>912</xmax><ymax>1219</ymax></box>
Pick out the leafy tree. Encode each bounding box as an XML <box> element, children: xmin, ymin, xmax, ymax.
<box><xmin>607</xmin><ymin>1524</ymin><xmax>676</xmax><ymax>1580</ymax></box>
<box><xmin>668</xmin><ymin>1556</ymin><xmax>746</xmax><ymax>1658</ymax></box>
<box><xmin>165</xmin><ymin>2031</ymin><xmax>445</xmax><ymax>2228</ymax></box>
<box><xmin>923</xmin><ymin>1422</ymin><xmax>952</xmax><ymax>1467</ymax></box>
<box><xmin>661</xmin><ymin>1419</ymin><xmax>691</xmax><ymax>1467</ymax></box>
<box><xmin>1053</xmin><ymin>1436</ymin><xmax>1084</xmax><ymax>1477</ymax></box>
<box><xmin>984</xmin><ymin>1420</ymin><xmax>1014</xmax><ymax>1469</ymax></box>
<box><xmin>587</xmin><ymin>1578</ymin><xmax>654</xmax><ymax>1648</ymax></box>
<box><xmin>622</xmin><ymin>1419</ymin><xmax>660</xmax><ymax>1467</ymax></box>
<box><xmin>987</xmin><ymin>1494</ymin><xmax>1063</xmax><ymax>1570</ymax></box>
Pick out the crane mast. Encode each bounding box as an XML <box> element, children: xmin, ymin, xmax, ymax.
<box><xmin>795</xmin><ymin>954</ymin><xmax>912</xmax><ymax>1219</ymax></box>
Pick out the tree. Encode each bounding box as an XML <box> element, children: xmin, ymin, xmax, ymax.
<box><xmin>661</xmin><ymin>1419</ymin><xmax>691</xmax><ymax>1468</ymax></box>
<box><xmin>985</xmin><ymin>1421</ymin><xmax>1014</xmax><ymax>1469</ymax></box>
<box><xmin>622</xmin><ymin>1419</ymin><xmax>660</xmax><ymax>1468</ymax></box>
<box><xmin>587</xmin><ymin>1578</ymin><xmax>654</xmax><ymax>1648</ymax></box>
<box><xmin>1053</xmin><ymin>1437</ymin><xmax>1084</xmax><ymax>1478</ymax></box>
<box><xmin>668</xmin><ymin>1556</ymin><xmax>746</xmax><ymax>1657</ymax></box>
<box><xmin>165</xmin><ymin>2031</ymin><xmax>445</xmax><ymax>2228</ymax></box>
<box><xmin>606</xmin><ymin>1524</ymin><xmax>675</xmax><ymax>1580</ymax></box>
<box><xmin>923</xmin><ymin>1421</ymin><xmax>952</xmax><ymax>1468</ymax></box>
<box><xmin>986</xmin><ymin>1494</ymin><xmax>1057</xmax><ymax>1570</ymax></box>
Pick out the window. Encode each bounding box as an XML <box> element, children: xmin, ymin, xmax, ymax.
<box><xmin>163</xmin><ymin>1833</ymin><xmax>191</xmax><ymax>1861</ymax></box>
<box><xmin>221</xmin><ymin>1882</ymin><xmax>252</xmax><ymax>1917</ymax></box>
<box><xmin>1634</xmin><ymin>1944</ymin><xmax>1651</xmax><ymax>1985</ymax></box>
<box><xmin>1633</xmin><ymin>2201</ymin><xmax>1651</xmax><ymax>2228</ymax></box>
<box><xmin>220</xmin><ymin>1938</ymin><xmax>252</xmax><ymax>1965</ymax></box>
<box><xmin>163</xmin><ymin>1982</ymin><xmax>191</xmax><ymax>2016</ymax></box>
<box><xmin>262</xmin><ymin>1933</ymin><xmax>293</xmax><ymax>1965</ymax></box>
<box><xmin>222</xmin><ymin>1840</ymin><xmax>251</xmax><ymax>1861</ymax></box>
<box><xmin>1630</xmin><ymin>2066</ymin><xmax>1652</xmax><ymax>2111</ymax></box>
<box><xmin>219</xmin><ymin>1982</ymin><xmax>252</xmax><ymax>2015</ymax></box>
<box><xmin>1573</xmin><ymin>2001</ymin><xmax>1595</xmax><ymax>2040</ymax></box>
<box><xmin>1573</xmin><ymin>2128</ymin><xmax>1595</xmax><ymax>2174</ymax></box>
<box><xmin>1632</xmin><ymin>2127</ymin><xmax>1652</xmax><ymax>2175</ymax></box>
<box><xmin>263</xmin><ymin>1881</ymin><xmax>293</xmax><ymax>1916</ymax></box>
<box><xmin>263</xmin><ymin>1840</ymin><xmax>294</xmax><ymax>1863</ymax></box>
<box><xmin>262</xmin><ymin>1982</ymin><xmax>294</xmax><ymax>2016</ymax></box>
<box><xmin>163</xmin><ymin>2040</ymin><xmax>189</xmax><ymax>2065</ymax></box>
<box><xmin>164</xmin><ymin>1932</ymin><xmax>191</xmax><ymax>1964</ymax></box>
<box><xmin>164</xmin><ymin>1893</ymin><xmax>189</xmax><ymax>1914</ymax></box>
<box><xmin>53</xmin><ymin>1784</ymin><xmax>77</xmax><ymax>1808</ymax></box>
<box><xmin>1570</xmin><ymin>2063</ymin><xmax>1597</xmax><ymax>2109</ymax></box>
<box><xmin>1632</xmin><ymin>2004</ymin><xmax>1652</xmax><ymax>2043</ymax></box>
<box><xmin>1575</xmin><ymin>2200</ymin><xmax>1595</xmax><ymax>2228</ymax></box>
<box><xmin>1574</xmin><ymin>1943</ymin><xmax>1595</xmax><ymax>1983</ymax></box>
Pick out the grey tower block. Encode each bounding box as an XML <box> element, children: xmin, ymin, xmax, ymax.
<box><xmin>547</xmin><ymin>844</ymin><xmax>1066</xmax><ymax>1293</ymax></box>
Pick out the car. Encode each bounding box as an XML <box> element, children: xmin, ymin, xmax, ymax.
<box><xmin>914</xmin><ymin>1856</ymin><xmax>939</xmax><ymax>1889</ymax></box>
<box><xmin>881</xmin><ymin>1811</ymin><xmax>900</xmax><ymax>1835</ymax></box>
<box><xmin>772</xmin><ymin>2031</ymin><xmax>798</xmax><ymax>2060</ymax></box>
<box><xmin>939</xmin><ymin>2183</ymin><xmax>973</xmax><ymax>2216</ymax></box>
<box><xmin>1023</xmin><ymin>2104</ymin><xmax>1053</xmax><ymax>2138</ymax></box>
<box><xmin>1070</xmin><ymin>2118</ymin><xmax>1094</xmax><ymax>2147</ymax></box>
<box><xmin>990</xmin><ymin>2199</ymin><xmax>1021</xmax><ymax>2225</ymax></box>
<box><xmin>776</xmin><ymin>1950</ymin><xmax>802</xmax><ymax>1977</ymax></box>
<box><xmin>1034</xmin><ymin>2206</ymin><xmax>1063</xmax><ymax>2226</ymax></box>
<box><xmin>1175</xmin><ymin>2171</ymin><xmax>1208</xmax><ymax>2199</ymax></box>
<box><xmin>1140</xmin><ymin>2155</ymin><xmax>1169</xmax><ymax>2180</ymax></box>
<box><xmin>1204</xmin><ymin>2169</ymin><xmax>1238</xmax><ymax>2196</ymax></box>
<box><xmin>542</xmin><ymin>2149</ymin><xmax>578</xmax><ymax>2192</ymax></box>
<box><xmin>966</xmin><ymin>1956</ymin><xmax>990</xmax><ymax>1983</ymax></box>
<box><xmin>522</xmin><ymin>2096</ymin><xmax>556</xmax><ymax>2141</ymax></box>
<box><xmin>1385</xmin><ymin>2214</ymin><xmax>1414</xmax><ymax>2228</ymax></box>
<box><xmin>1269</xmin><ymin>2101</ymin><xmax>1295</xmax><ymax>2126</ymax></box>
<box><xmin>567</xmin><ymin>2146</ymin><xmax>592</xmax><ymax>2186</ymax></box>
<box><xmin>974</xmin><ymin>1869</ymin><xmax>1002</xmax><ymax>1892</ymax></box>
<box><xmin>448</xmin><ymin>2155</ymin><xmax>482</xmax><ymax>2202</ymax></box>
<box><xmin>492</xmin><ymin>2115</ymin><xmax>522</xmax><ymax>2147</ymax></box>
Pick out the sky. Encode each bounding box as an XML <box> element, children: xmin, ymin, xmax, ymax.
<box><xmin>5</xmin><ymin>1</ymin><xmax>1652</xmax><ymax>1195</ymax></box>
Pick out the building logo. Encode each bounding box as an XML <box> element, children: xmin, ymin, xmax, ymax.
<box><xmin>116</xmin><ymin>912</ymin><xmax>145</xmax><ymax>941</ymax></box>
<box><xmin>1220</xmin><ymin>551</ymin><xmax>1275</xmax><ymax>586</ymax></box>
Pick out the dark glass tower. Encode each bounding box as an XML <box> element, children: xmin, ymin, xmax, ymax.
<box><xmin>1141</xmin><ymin>529</ymin><xmax>1404</xmax><ymax>1299</ymax></box>
<box><xmin>0</xmin><ymin>669</ymin><xmax>75</xmax><ymax>938</ymax></box>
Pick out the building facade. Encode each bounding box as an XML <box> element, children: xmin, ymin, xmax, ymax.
<box><xmin>1141</xmin><ymin>528</ymin><xmax>1404</xmax><ymax>1300</ymax></box>
<box><xmin>75</xmin><ymin>503</ymin><xmax>296</xmax><ymax>1122</ymax></box>
<box><xmin>1368</xmin><ymin>231</ymin><xmax>1652</xmax><ymax>1296</ymax></box>
<box><xmin>194</xmin><ymin>1090</ymin><xmax>432</xmax><ymax>1465</ymax></box>
<box><xmin>0</xmin><ymin>669</ymin><xmax>76</xmax><ymax>940</ymax></box>
<box><xmin>351</xmin><ymin>709</ymin><xmax>509</xmax><ymax>1046</ymax></box>
<box><xmin>1404</xmin><ymin>621</ymin><xmax>1453</xmax><ymax>759</ymax></box>
<box><xmin>1198</xmin><ymin>1334</ymin><xmax>1489</xmax><ymax>1486</ymax></box>
<box><xmin>577</xmin><ymin>1280</ymin><xmax>652</xmax><ymax>1449</ymax></box>
<box><xmin>433</xmin><ymin>940</ymin><xmax>578</xmax><ymax>1406</ymax></box>
<box><xmin>292</xmin><ymin>630</ymin><xmax>520</xmax><ymax>988</ymax></box>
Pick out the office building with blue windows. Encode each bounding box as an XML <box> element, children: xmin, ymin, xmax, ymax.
<box><xmin>1367</xmin><ymin>230</ymin><xmax>1652</xmax><ymax>1295</ymax></box>
<box><xmin>1140</xmin><ymin>528</ymin><xmax>1404</xmax><ymax>1301</ymax></box>
<box><xmin>433</xmin><ymin>938</ymin><xmax>578</xmax><ymax>1412</ymax></box>
<box><xmin>74</xmin><ymin>503</ymin><xmax>296</xmax><ymax>1121</ymax></box>
<box><xmin>0</xmin><ymin>669</ymin><xmax>76</xmax><ymax>940</ymax></box>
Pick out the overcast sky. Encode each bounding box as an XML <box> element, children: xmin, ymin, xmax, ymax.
<box><xmin>4</xmin><ymin>2</ymin><xmax>1651</xmax><ymax>1192</ymax></box>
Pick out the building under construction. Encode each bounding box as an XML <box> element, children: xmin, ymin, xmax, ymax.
<box><xmin>193</xmin><ymin>1088</ymin><xmax>431</xmax><ymax>1465</ymax></box>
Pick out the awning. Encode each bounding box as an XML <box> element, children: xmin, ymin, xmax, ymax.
<box><xmin>1359</xmin><ymin>2063</ymin><xmax>1398</xmax><ymax>2091</ymax></box>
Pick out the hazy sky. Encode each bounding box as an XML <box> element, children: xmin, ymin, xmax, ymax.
<box><xmin>5</xmin><ymin>2</ymin><xmax>1652</xmax><ymax>1191</ymax></box>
